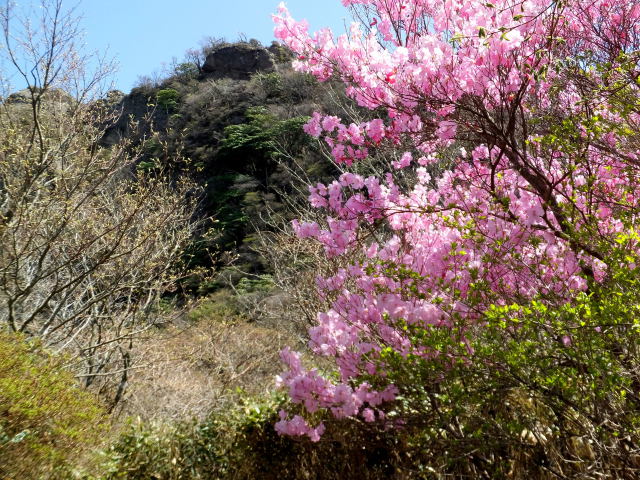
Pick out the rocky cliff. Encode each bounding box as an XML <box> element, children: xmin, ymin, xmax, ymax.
<box><xmin>202</xmin><ymin>43</ymin><xmax>276</xmax><ymax>80</ymax></box>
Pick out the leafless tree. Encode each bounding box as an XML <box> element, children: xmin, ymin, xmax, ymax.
<box><xmin>0</xmin><ymin>0</ymin><xmax>198</xmax><ymax>408</ymax></box>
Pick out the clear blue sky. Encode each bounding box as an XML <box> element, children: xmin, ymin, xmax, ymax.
<box><xmin>81</xmin><ymin>0</ymin><xmax>349</xmax><ymax>92</ymax></box>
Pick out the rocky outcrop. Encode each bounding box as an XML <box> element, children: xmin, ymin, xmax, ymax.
<box><xmin>5</xmin><ymin>88</ymin><xmax>74</xmax><ymax>105</ymax></box>
<box><xmin>99</xmin><ymin>89</ymin><xmax>172</xmax><ymax>147</ymax></box>
<box><xmin>99</xmin><ymin>43</ymin><xmax>280</xmax><ymax>147</ymax></box>
<box><xmin>202</xmin><ymin>44</ymin><xmax>275</xmax><ymax>80</ymax></box>
<box><xmin>5</xmin><ymin>89</ymin><xmax>32</xmax><ymax>104</ymax></box>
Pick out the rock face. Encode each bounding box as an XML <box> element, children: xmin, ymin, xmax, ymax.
<box><xmin>100</xmin><ymin>90</ymin><xmax>166</xmax><ymax>147</ymax></box>
<box><xmin>99</xmin><ymin>42</ymin><xmax>281</xmax><ymax>147</ymax></box>
<box><xmin>5</xmin><ymin>89</ymin><xmax>32</xmax><ymax>104</ymax></box>
<box><xmin>5</xmin><ymin>88</ymin><xmax>74</xmax><ymax>105</ymax></box>
<box><xmin>202</xmin><ymin>44</ymin><xmax>275</xmax><ymax>80</ymax></box>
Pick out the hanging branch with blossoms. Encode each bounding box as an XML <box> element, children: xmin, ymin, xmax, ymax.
<box><xmin>271</xmin><ymin>0</ymin><xmax>640</xmax><ymax>440</ymax></box>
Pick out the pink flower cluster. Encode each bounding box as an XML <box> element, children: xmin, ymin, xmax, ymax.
<box><xmin>272</xmin><ymin>0</ymin><xmax>640</xmax><ymax>439</ymax></box>
<box><xmin>275</xmin><ymin>348</ymin><xmax>397</xmax><ymax>440</ymax></box>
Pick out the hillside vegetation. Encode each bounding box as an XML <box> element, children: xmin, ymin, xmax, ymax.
<box><xmin>2</xmin><ymin>0</ymin><xmax>640</xmax><ymax>479</ymax></box>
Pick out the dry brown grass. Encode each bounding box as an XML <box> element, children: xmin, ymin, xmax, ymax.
<box><xmin>116</xmin><ymin>290</ymin><xmax>300</xmax><ymax>421</ymax></box>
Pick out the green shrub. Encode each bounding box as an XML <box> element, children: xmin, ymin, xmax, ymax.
<box><xmin>0</xmin><ymin>331</ymin><xmax>108</xmax><ymax>479</ymax></box>
<box><xmin>187</xmin><ymin>290</ymin><xmax>242</xmax><ymax>324</ymax></box>
<box><xmin>99</xmin><ymin>418</ymin><xmax>226</xmax><ymax>480</ymax></box>
<box><xmin>99</xmin><ymin>395</ymin><xmax>285</xmax><ymax>480</ymax></box>
<box><xmin>157</xmin><ymin>88</ymin><xmax>180</xmax><ymax>113</ymax></box>
<box><xmin>253</xmin><ymin>72</ymin><xmax>283</xmax><ymax>99</ymax></box>
<box><xmin>174</xmin><ymin>62</ymin><xmax>200</xmax><ymax>80</ymax></box>
<box><xmin>235</xmin><ymin>275</ymin><xmax>274</xmax><ymax>296</ymax></box>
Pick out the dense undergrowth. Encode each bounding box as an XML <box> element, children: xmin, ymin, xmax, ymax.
<box><xmin>93</xmin><ymin>260</ymin><xmax>640</xmax><ymax>479</ymax></box>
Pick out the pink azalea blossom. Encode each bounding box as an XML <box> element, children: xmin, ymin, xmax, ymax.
<box><xmin>272</xmin><ymin>0</ymin><xmax>640</xmax><ymax>440</ymax></box>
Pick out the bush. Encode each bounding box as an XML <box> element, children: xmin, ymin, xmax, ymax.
<box><xmin>157</xmin><ymin>88</ymin><xmax>180</xmax><ymax>113</ymax></box>
<box><xmin>372</xmin><ymin>256</ymin><xmax>640</xmax><ymax>477</ymax></box>
<box><xmin>100</xmin><ymin>395</ymin><xmax>284</xmax><ymax>480</ymax></box>
<box><xmin>0</xmin><ymin>332</ymin><xmax>108</xmax><ymax>479</ymax></box>
<box><xmin>100</xmin><ymin>392</ymin><xmax>413</xmax><ymax>480</ymax></box>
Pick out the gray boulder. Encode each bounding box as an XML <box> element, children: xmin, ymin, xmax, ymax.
<box><xmin>5</xmin><ymin>88</ymin><xmax>73</xmax><ymax>105</ymax></box>
<box><xmin>202</xmin><ymin>44</ymin><xmax>275</xmax><ymax>80</ymax></box>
